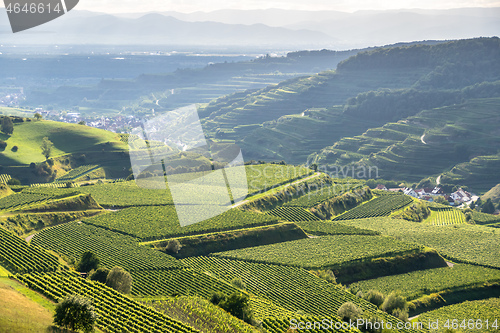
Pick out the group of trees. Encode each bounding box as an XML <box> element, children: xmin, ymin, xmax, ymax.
<box><xmin>338</xmin><ymin>289</ymin><xmax>409</xmax><ymax>332</ymax></box>
<box><xmin>76</xmin><ymin>251</ymin><xmax>133</xmax><ymax>294</ymax></box>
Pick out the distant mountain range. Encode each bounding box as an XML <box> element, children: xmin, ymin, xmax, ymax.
<box><xmin>0</xmin><ymin>8</ymin><xmax>498</xmax><ymax>48</ymax></box>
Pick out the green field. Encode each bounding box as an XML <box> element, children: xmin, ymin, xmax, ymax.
<box><xmin>84</xmin><ymin>206</ymin><xmax>279</xmax><ymax>240</ymax></box>
<box><xmin>212</xmin><ymin>234</ymin><xmax>421</xmax><ymax>269</ymax></box>
<box><xmin>350</xmin><ymin>264</ymin><xmax>500</xmax><ymax>301</ymax></box>
<box><xmin>418</xmin><ymin>298</ymin><xmax>500</xmax><ymax>332</ymax></box>
<box><xmin>342</xmin><ymin>217</ymin><xmax>500</xmax><ymax>268</ymax></box>
<box><xmin>0</xmin><ymin>120</ymin><xmax>126</xmax><ymax>165</ymax></box>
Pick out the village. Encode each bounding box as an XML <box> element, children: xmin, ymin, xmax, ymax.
<box><xmin>375</xmin><ymin>184</ymin><xmax>480</xmax><ymax>208</ymax></box>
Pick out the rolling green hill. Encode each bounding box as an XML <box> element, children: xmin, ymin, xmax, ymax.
<box><xmin>0</xmin><ymin>118</ymin><xmax>131</xmax><ymax>184</ymax></box>
<box><xmin>0</xmin><ymin>119</ymin><xmax>126</xmax><ymax>165</ymax></box>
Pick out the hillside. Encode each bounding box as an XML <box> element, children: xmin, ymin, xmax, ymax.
<box><xmin>0</xmin><ymin>118</ymin><xmax>130</xmax><ymax>184</ymax></box>
<box><xmin>198</xmin><ymin>37</ymin><xmax>500</xmax><ymax>192</ymax></box>
<box><xmin>310</xmin><ymin>97</ymin><xmax>500</xmax><ymax>191</ymax></box>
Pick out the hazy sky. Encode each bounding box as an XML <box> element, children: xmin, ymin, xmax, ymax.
<box><xmin>76</xmin><ymin>0</ymin><xmax>500</xmax><ymax>13</ymax></box>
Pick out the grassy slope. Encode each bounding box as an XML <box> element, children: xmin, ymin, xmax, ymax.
<box><xmin>0</xmin><ymin>277</ymin><xmax>54</xmax><ymax>333</ymax></box>
<box><xmin>482</xmin><ymin>183</ymin><xmax>500</xmax><ymax>204</ymax></box>
<box><xmin>0</xmin><ymin>120</ymin><xmax>126</xmax><ymax>165</ymax></box>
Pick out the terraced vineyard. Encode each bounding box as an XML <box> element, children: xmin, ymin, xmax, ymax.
<box><xmin>131</xmin><ymin>269</ymin><xmax>238</xmax><ymax>298</ymax></box>
<box><xmin>31</xmin><ymin>222</ymin><xmax>182</xmax><ymax>271</ymax></box>
<box><xmin>296</xmin><ymin>221</ymin><xmax>380</xmax><ymax>236</ymax></box>
<box><xmin>182</xmin><ymin>256</ymin><xmax>422</xmax><ymax>333</ymax></box>
<box><xmin>30</xmin><ymin>182</ymin><xmax>80</xmax><ymax>188</ymax></box>
<box><xmin>263</xmin><ymin>316</ymin><xmax>359</xmax><ymax>333</ymax></box>
<box><xmin>145</xmin><ymin>296</ymin><xmax>258</xmax><ymax>333</ymax></box>
<box><xmin>16</xmin><ymin>272</ymin><xmax>199</xmax><ymax>333</ymax></box>
<box><xmin>426</xmin><ymin>207</ymin><xmax>466</xmax><ymax>225</ymax></box>
<box><xmin>76</xmin><ymin>181</ymin><xmax>174</xmax><ymax>207</ymax></box>
<box><xmin>350</xmin><ymin>264</ymin><xmax>500</xmax><ymax>300</ymax></box>
<box><xmin>266</xmin><ymin>207</ymin><xmax>321</xmax><ymax>222</ymax></box>
<box><xmin>84</xmin><ymin>206</ymin><xmax>279</xmax><ymax>240</ymax></box>
<box><xmin>343</xmin><ymin>217</ymin><xmax>500</xmax><ymax>269</ymax></box>
<box><xmin>419</xmin><ymin>298</ymin><xmax>500</xmax><ymax>332</ymax></box>
<box><xmin>0</xmin><ymin>192</ymin><xmax>55</xmax><ymax>211</ymax></box>
<box><xmin>284</xmin><ymin>181</ymin><xmax>363</xmax><ymax>208</ymax></box>
<box><xmin>0</xmin><ymin>227</ymin><xmax>60</xmax><ymax>273</ymax></box>
<box><xmin>472</xmin><ymin>211</ymin><xmax>500</xmax><ymax>225</ymax></box>
<box><xmin>245</xmin><ymin>164</ymin><xmax>314</xmax><ymax>195</ymax></box>
<box><xmin>56</xmin><ymin>164</ymin><xmax>100</xmax><ymax>182</ymax></box>
<box><xmin>0</xmin><ymin>174</ymin><xmax>12</xmax><ymax>184</ymax></box>
<box><xmin>333</xmin><ymin>194</ymin><xmax>413</xmax><ymax>221</ymax></box>
<box><xmin>212</xmin><ymin>235</ymin><xmax>422</xmax><ymax>269</ymax></box>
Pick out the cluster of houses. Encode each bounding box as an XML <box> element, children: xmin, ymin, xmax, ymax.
<box><xmin>0</xmin><ymin>90</ymin><xmax>24</xmax><ymax>107</ymax></box>
<box><xmin>36</xmin><ymin>108</ymin><xmax>143</xmax><ymax>133</ymax></box>
<box><xmin>375</xmin><ymin>184</ymin><xmax>478</xmax><ymax>206</ymax></box>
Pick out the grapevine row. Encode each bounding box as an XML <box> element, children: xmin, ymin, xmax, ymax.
<box><xmin>182</xmin><ymin>256</ymin><xmax>423</xmax><ymax>333</ymax></box>
<box><xmin>16</xmin><ymin>272</ymin><xmax>199</xmax><ymax>333</ymax></box>
<box><xmin>333</xmin><ymin>195</ymin><xmax>413</xmax><ymax>221</ymax></box>
<box><xmin>266</xmin><ymin>207</ymin><xmax>321</xmax><ymax>222</ymax></box>
<box><xmin>31</xmin><ymin>222</ymin><xmax>182</xmax><ymax>271</ymax></box>
<box><xmin>0</xmin><ymin>227</ymin><xmax>60</xmax><ymax>273</ymax></box>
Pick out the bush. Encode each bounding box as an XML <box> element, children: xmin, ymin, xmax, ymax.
<box><xmin>7</xmin><ymin>178</ymin><xmax>21</xmax><ymax>186</ymax></box>
<box><xmin>364</xmin><ymin>290</ymin><xmax>385</xmax><ymax>307</ymax></box>
<box><xmin>106</xmin><ymin>266</ymin><xmax>132</xmax><ymax>294</ymax></box>
<box><xmin>11</xmin><ymin>145</ymin><xmax>18</xmax><ymax>152</ymax></box>
<box><xmin>338</xmin><ymin>302</ymin><xmax>363</xmax><ymax>322</ymax></box>
<box><xmin>165</xmin><ymin>239</ymin><xmax>182</xmax><ymax>254</ymax></box>
<box><xmin>231</xmin><ymin>277</ymin><xmax>246</xmax><ymax>290</ymax></box>
<box><xmin>312</xmin><ymin>269</ymin><xmax>337</xmax><ymax>284</ymax></box>
<box><xmin>76</xmin><ymin>251</ymin><xmax>100</xmax><ymax>273</ymax></box>
<box><xmin>0</xmin><ymin>140</ymin><xmax>6</xmax><ymax>150</ymax></box>
<box><xmin>89</xmin><ymin>267</ymin><xmax>110</xmax><ymax>284</ymax></box>
<box><xmin>53</xmin><ymin>294</ymin><xmax>97</xmax><ymax>333</ymax></box>
<box><xmin>381</xmin><ymin>292</ymin><xmax>408</xmax><ymax>315</ymax></box>
<box><xmin>211</xmin><ymin>292</ymin><xmax>253</xmax><ymax>324</ymax></box>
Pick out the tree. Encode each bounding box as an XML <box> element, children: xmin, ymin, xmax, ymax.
<box><xmin>364</xmin><ymin>290</ymin><xmax>385</xmax><ymax>308</ymax></box>
<box><xmin>7</xmin><ymin>178</ymin><xmax>21</xmax><ymax>186</ymax></box>
<box><xmin>1</xmin><ymin>116</ymin><xmax>13</xmax><ymax>135</ymax></box>
<box><xmin>211</xmin><ymin>292</ymin><xmax>253</xmax><ymax>324</ymax></box>
<box><xmin>381</xmin><ymin>292</ymin><xmax>408</xmax><ymax>315</ymax></box>
<box><xmin>106</xmin><ymin>266</ymin><xmax>132</xmax><ymax>294</ymax></box>
<box><xmin>78</xmin><ymin>120</ymin><xmax>86</xmax><ymax>125</ymax></box>
<box><xmin>165</xmin><ymin>239</ymin><xmax>182</xmax><ymax>254</ymax></box>
<box><xmin>53</xmin><ymin>294</ymin><xmax>97</xmax><ymax>333</ymax></box>
<box><xmin>434</xmin><ymin>196</ymin><xmax>449</xmax><ymax>205</ymax></box>
<box><xmin>338</xmin><ymin>302</ymin><xmax>363</xmax><ymax>322</ymax></box>
<box><xmin>34</xmin><ymin>113</ymin><xmax>42</xmax><ymax>120</ymax></box>
<box><xmin>40</xmin><ymin>137</ymin><xmax>53</xmax><ymax>160</ymax></box>
<box><xmin>0</xmin><ymin>140</ymin><xmax>6</xmax><ymax>150</ymax></box>
<box><xmin>89</xmin><ymin>267</ymin><xmax>110</xmax><ymax>284</ymax></box>
<box><xmin>231</xmin><ymin>277</ymin><xmax>246</xmax><ymax>290</ymax></box>
<box><xmin>482</xmin><ymin>199</ymin><xmax>496</xmax><ymax>214</ymax></box>
<box><xmin>76</xmin><ymin>251</ymin><xmax>100</xmax><ymax>273</ymax></box>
